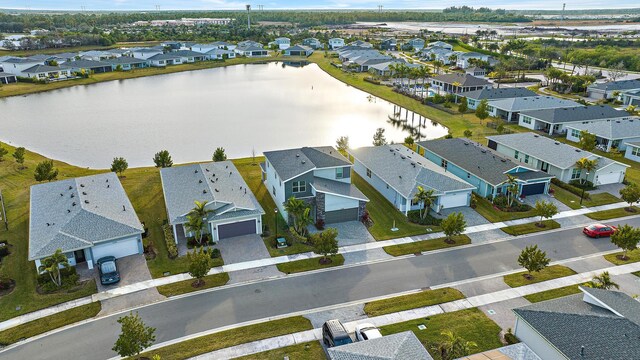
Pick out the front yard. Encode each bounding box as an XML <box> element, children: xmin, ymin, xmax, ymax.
<box><xmin>586</xmin><ymin>206</ymin><xmax>640</xmax><ymax>221</ymax></box>
<box><xmin>276</xmin><ymin>254</ymin><xmax>345</xmax><ymax>274</ymax></box>
<box><xmin>473</xmin><ymin>195</ymin><xmax>537</xmax><ymax>222</ymax></box>
<box><xmin>501</xmin><ymin>220</ymin><xmax>561</xmax><ymax>236</ymax></box>
<box><xmin>383</xmin><ymin>235</ymin><xmax>471</xmax><ymax>256</ymax></box>
<box><xmin>604</xmin><ymin>249</ymin><xmax>640</xmax><ymax>265</ymax></box>
<box><xmin>364</xmin><ymin>288</ymin><xmax>465</xmax><ymax>317</ymax></box>
<box><xmin>550</xmin><ymin>184</ymin><xmax>620</xmax><ymax>210</ymax></box>
<box><xmin>503</xmin><ymin>265</ymin><xmax>577</xmax><ymax>288</ymax></box>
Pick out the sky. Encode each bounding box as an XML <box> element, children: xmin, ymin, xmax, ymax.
<box><xmin>1</xmin><ymin>0</ymin><xmax>638</xmax><ymax>11</ymax></box>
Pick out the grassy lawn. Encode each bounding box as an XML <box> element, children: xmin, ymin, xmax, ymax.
<box><xmin>379</xmin><ymin>308</ymin><xmax>503</xmax><ymax>360</ymax></box>
<box><xmin>276</xmin><ymin>254</ymin><xmax>345</xmax><ymax>274</ymax></box>
<box><xmin>503</xmin><ymin>265</ymin><xmax>577</xmax><ymax>288</ymax></box>
<box><xmin>586</xmin><ymin>206</ymin><xmax>640</xmax><ymax>221</ymax></box>
<box><xmin>351</xmin><ymin>173</ymin><xmax>436</xmax><ymax>240</ymax></box>
<box><xmin>473</xmin><ymin>196</ymin><xmax>537</xmax><ymax>222</ymax></box>
<box><xmin>550</xmin><ymin>185</ymin><xmax>620</xmax><ymax>210</ymax></box>
<box><xmin>156</xmin><ymin>273</ymin><xmax>230</xmax><ymax>297</ymax></box>
<box><xmin>234</xmin><ymin>342</ymin><xmax>325</xmax><ymax>360</ymax></box>
<box><xmin>364</xmin><ymin>288</ymin><xmax>465</xmax><ymax>317</ymax></box>
<box><xmin>501</xmin><ymin>220</ymin><xmax>560</xmax><ymax>236</ymax></box>
<box><xmin>0</xmin><ymin>302</ymin><xmax>101</xmax><ymax>346</ymax></box>
<box><xmin>523</xmin><ymin>284</ymin><xmax>583</xmax><ymax>303</ymax></box>
<box><xmin>383</xmin><ymin>235</ymin><xmax>471</xmax><ymax>257</ymax></box>
<box><xmin>141</xmin><ymin>316</ymin><xmax>313</xmax><ymax>359</ymax></box>
<box><xmin>604</xmin><ymin>249</ymin><xmax>640</xmax><ymax>265</ymax></box>
<box><xmin>633</xmin><ymin>271</ymin><xmax>640</xmax><ymax>277</ymax></box>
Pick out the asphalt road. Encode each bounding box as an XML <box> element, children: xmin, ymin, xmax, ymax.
<box><xmin>2</xmin><ymin>219</ymin><xmax>631</xmax><ymax>360</ymax></box>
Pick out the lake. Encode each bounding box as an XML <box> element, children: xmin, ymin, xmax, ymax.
<box><xmin>0</xmin><ymin>62</ymin><xmax>448</xmax><ymax>168</ymax></box>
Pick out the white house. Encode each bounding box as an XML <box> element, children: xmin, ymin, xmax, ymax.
<box><xmin>455</xmin><ymin>52</ymin><xmax>491</xmax><ymax>68</ymax></box>
<box><xmin>328</xmin><ymin>38</ymin><xmax>345</xmax><ymax>50</ymax></box>
<box><xmin>206</xmin><ymin>49</ymin><xmax>236</xmax><ymax>60</ymax></box>
<box><xmin>131</xmin><ymin>48</ymin><xmax>164</xmax><ymax>60</ymax></box>
<box><xmin>426</xmin><ymin>41</ymin><xmax>453</xmax><ymax>51</ymax></box>
<box><xmin>518</xmin><ymin>104</ymin><xmax>632</xmax><ymax>135</ymax></box>
<box><xmin>0</xmin><ymin>57</ymin><xmax>43</xmax><ymax>76</ymax></box>
<box><xmin>487</xmin><ymin>96</ymin><xmax>581</xmax><ymax>124</ymax></box>
<box><xmin>269</xmin><ymin>37</ymin><xmax>291</xmax><ymax>50</ymax></box>
<box><xmin>147</xmin><ymin>53</ymin><xmax>184</xmax><ymax>67</ymax></box>
<box><xmin>21</xmin><ymin>64</ymin><xmax>72</xmax><ymax>80</ymax></box>
<box><xmin>565</xmin><ymin>117</ymin><xmax>640</xmax><ymax>151</ymax></box>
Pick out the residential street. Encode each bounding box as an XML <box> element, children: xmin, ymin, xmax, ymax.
<box><xmin>1</xmin><ymin>218</ymin><xmax>633</xmax><ymax>360</ymax></box>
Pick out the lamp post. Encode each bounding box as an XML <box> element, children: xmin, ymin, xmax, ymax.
<box><xmin>580</xmin><ymin>171</ymin><xmax>590</xmax><ymax>205</ymax></box>
<box><xmin>274</xmin><ymin>208</ymin><xmax>278</xmax><ymax>239</ymax></box>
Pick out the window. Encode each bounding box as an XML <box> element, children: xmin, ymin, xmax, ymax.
<box><xmin>366</xmin><ymin>168</ymin><xmax>372</xmax><ymax>178</ymax></box>
<box><xmin>441</xmin><ymin>159</ymin><xmax>448</xmax><ymax>169</ymax></box>
<box><xmin>571</xmin><ymin>168</ymin><xmax>582</xmax><ymax>180</ymax></box>
<box><xmin>521</xmin><ymin>116</ymin><xmax>532</xmax><ymax>125</ymax></box>
<box><xmin>272</xmin><ymin>186</ymin><xmax>276</xmax><ymax>196</ymax></box>
<box><xmin>571</xmin><ymin>129</ymin><xmax>581</xmax><ymax>138</ymax></box>
<box><xmin>514</xmin><ymin>150</ymin><xmax>519</xmax><ymax>160</ymax></box>
<box><xmin>487</xmin><ymin>106</ymin><xmax>494</xmax><ymax>113</ymax></box>
<box><xmin>524</xmin><ymin>154</ymin><xmax>529</xmax><ymax>164</ymax></box>
<box><xmin>336</xmin><ymin>167</ymin><xmax>344</xmax><ymax>179</ymax></box>
<box><xmin>411</xmin><ymin>198</ymin><xmax>420</xmax><ymax>206</ymax></box>
<box><xmin>292</xmin><ymin>181</ymin><xmax>306</xmax><ymax>193</ymax></box>
<box><xmin>468</xmin><ymin>99</ymin><xmax>476</xmax><ymax>107</ymax></box>
<box><xmin>633</xmin><ymin>147</ymin><xmax>640</xmax><ymax>156</ymax></box>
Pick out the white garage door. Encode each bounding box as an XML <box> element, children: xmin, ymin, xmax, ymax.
<box><xmin>91</xmin><ymin>236</ymin><xmax>140</xmax><ymax>263</ymax></box>
<box><xmin>595</xmin><ymin>172</ymin><xmax>622</xmax><ymax>185</ymax></box>
<box><xmin>439</xmin><ymin>191</ymin><xmax>470</xmax><ymax>209</ymax></box>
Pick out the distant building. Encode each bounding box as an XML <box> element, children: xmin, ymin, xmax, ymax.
<box><xmin>302</xmin><ymin>38</ymin><xmax>323</xmax><ymax>49</ymax></box>
<box><xmin>328</xmin><ymin>38</ymin><xmax>345</xmax><ymax>50</ymax></box>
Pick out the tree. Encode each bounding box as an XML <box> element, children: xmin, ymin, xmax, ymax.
<box><xmin>610</xmin><ymin>224</ymin><xmax>640</xmax><ymax>260</ymax></box>
<box><xmin>517</xmin><ymin>245</ymin><xmax>550</xmax><ymax>279</ymax></box>
<box><xmin>585</xmin><ymin>271</ymin><xmax>619</xmax><ymax>290</ymax></box>
<box><xmin>38</xmin><ymin>249</ymin><xmax>69</xmax><ymax>287</ymax></box>
<box><xmin>404</xmin><ymin>136</ymin><xmax>414</xmax><ymax>146</ymax></box>
<box><xmin>187</xmin><ymin>247</ymin><xmax>213</xmax><ymax>287</ymax></box>
<box><xmin>34</xmin><ymin>160</ymin><xmax>58</xmax><ymax>182</ymax></box>
<box><xmin>111</xmin><ymin>157</ymin><xmax>128</xmax><ymax>177</ymax></box>
<box><xmin>608</xmin><ymin>62</ymin><xmax>627</xmax><ymax>82</ymax></box>
<box><xmin>475</xmin><ymin>99</ymin><xmax>489</xmax><ymax>121</ymax></box>
<box><xmin>619</xmin><ymin>183</ymin><xmax>640</xmax><ymax>211</ymax></box>
<box><xmin>112</xmin><ymin>312</ymin><xmax>156</xmax><ymax>358</ymax></box>
<box><xmin>534</xmin><ymin>200</ymin><xmax>558</xmax><ymax>226</ymax></box>
<box><xmin>152</xmin><ymin>150</ymin><xmax>173</xmax><ymax>168</ymax></box>
<box><xmin>431</xmin><ymin>330</ymin><xmax>477</xmax><ymax>360</ymax></box>
<box><xmin>575</xmin><ymin>158</ymin><xmax>598</xmax><ymax>185</ymax></box>
<box><xmin>578</xmin><ymin>130</ymin><xmax>597</xmax><ymax>151</ymax></box>
<box><xmin>441</xmin><ymin>212</ymin><xmax>466</xmax><ymax>243</ymax></box>
<box><xmin>186</xmin><ymin>200</ymin><xmax>212</xmax><ymax>245</ymax></box>
<box><xmin>413</xmin><ymin>186</ymin><xmax>436</xmax><ymax>220</ymax></box>
<box><xmin>372</xmin><ymin>128</ymin><xmax>387</xmax><ymax>146</ymax></box>
<box><xmin>284</xmin><ymin>197</ymin><xmax>312</xmax><ymax>236</ymax></box>
<box><xmin>12</xmin><ymin>147</ymin><xmax>25</xmax><ymax>169</ymax></box>
<box><xmin>505</xmin><ymin>174</ymin><xmax>519</xmax><ymax>208</ymax></box>
<box><xmin>0</xmin><ymin>146</ymin><xmax>8</xmax><ymax>162</ymax></box>
<box><xmin>311</xmin><ymin>227</ymin><xmax>339</xmax><ymax>264</ymax></box>
<box><xmin>212</xmin><ymin>147</ymin><xmax>227</xmax><ymax>162</ymax></box>
<box><xmin>463</xmin><ymin>130</ymin><xmax>473</xmax><ymax>138</ymax></box>
<box><xmin>458</xmin><ymin>97</ymin><xmax>468</xmax><ymax>113</ymax></box>
<box><xmin>336</xmin><ymin>136</ymin><xmax>349</xmax><ymax>154</ymax></box>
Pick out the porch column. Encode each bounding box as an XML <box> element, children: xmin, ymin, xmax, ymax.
<box><xmin>548</xmin><ymin>126</ymin><xmax>554</xmax><ymax>136</ymax></box>
<box><xmin>172</xmin><ymin>224</ymin><xmax>178</xmax><ymax>245</ymax></box>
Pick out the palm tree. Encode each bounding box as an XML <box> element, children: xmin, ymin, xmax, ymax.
<box><xmin>431</xmin><ymin>330</ymin><xmax>478</xmax><ymax>360</ymax></box>
<box><xmin>283</xmin><ymin>197</ymin><xmax>308</xmax><ymax>234</ymax></box>
<box><xmin>586</xmin><ymin>271</ymin><xmax>620</xmax><ymax>290</ymax></box>
<box><xmin>575</xmin><ymin>158</ymin><xmax>598</xmax><ymax>185</ymax></box>
<box><xmin>413</xmin><ymin>186</ymin><xmax>436</xmax><ymax>220</ymax></box>
<box><xmin>505</xmin><ymin>174</ymin><xmax>520</xmax><ymax>208</ymax></box>
<box><xmin>38</xmin><ymin>249</ymin><xmax>69</xmax><ymax>287</ymax></box>
<box><xmin>451</xmin><ymin>81</ymin><xmax>462</xmax><ymax>94</ymax></box>
<box><xmin>187</xmin><ymin>200</ymin><xmax>213</xmax><ymax>244</ymax></box>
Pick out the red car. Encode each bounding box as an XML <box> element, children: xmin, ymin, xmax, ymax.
<box><xmin>583</xmin><ymin>224</ymin><xmax>617</xmax><ymax>238</ymax></box>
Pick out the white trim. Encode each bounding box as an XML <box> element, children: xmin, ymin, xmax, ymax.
<box><xmin>309</xmin><ymin>184</ymin><xmax>368</xmax><ymax>202</ymax></box>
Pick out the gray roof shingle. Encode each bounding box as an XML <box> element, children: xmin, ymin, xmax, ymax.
<box><xmin>459</xmin><ymin>87</ymin><xmax>537</xmax><ymax>101</ymax></box>
<box><xmin>311</xmin><ymin>177</ymin><xmax>368</xmax><ymax>201</ymax></box>
<box><xmin>264</xmin><ymin>146</ymin><xmax>350</xmax><ymax>182</ymax></box>
<box><xmin>328</xmin><ymin>331</ymin><xmax>433</xmax><ymax>360</ymax></box>
<box><xmin>432</xmin><ymin>73</ymin><xmax>491</xmax><ymax>87</ymax></box>
<box><xmin>63</xmin><ymin>59</ymin><xmax>111</xmax><ymax>69</ymax></box>
<box><xmin>589</xmin><ymin>79</ymin><xmax>640</xmax><ymax>92</ymax></box>
<box><xmin>488</xmin><ymin>96</ymin><xmax>581</xmax><ymax>113</ymax></box>
<box><xmin>520</xmin><ymin>105</ymin><xmax>631</xmax><ymax>124</ymax></box>
<box><xmin>565</xmin><ymin>118</ymin><xmax>640</xmax><ymax>139</ymax></box>
<box><xmin>29</xmin><ymin>172</ymin><xmax>144</xmax><ymax>260</ymax></box>
<box><xmin>22</xmin><ymin>64</ymin><xmax>69</xmax><ymax>73</ymax></box>
<box><xmin>103</xmin><ymin>57</ymin><xmax>148</xmax><ymax>65</ymax></box>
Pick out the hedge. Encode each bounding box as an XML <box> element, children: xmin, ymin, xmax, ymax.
<box><xmin>552</xmin><ymin>178</ymin><xmax>591</xmax><ymax>200</ymax></box>
<box><xmin>162</xmin><ymin>224</ymin><xmax>179</xmax><ymax>259</ymax></box>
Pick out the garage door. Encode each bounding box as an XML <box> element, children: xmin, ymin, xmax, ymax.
<box><xmin>91</xmin><ymin>236</ymin><xmax>140</xmax><ymax>263</ymax></box>
<box><xmin>325</xmin><ymin>208</ymin><xmax>359</xmax><ymax>224</ymax></box>
<box><xmin>218</xmin><ymin>219</ymin><xmax>257</xmax><ymax>240</ymax></box>
<box><xmin>595</xmin><ymin>172</ymin><xmax>622</xmax><ymax>185</ymax></box>
<box><xmin>439</xmin><ymin>192</ymin><xmax>470</xmax><ymax>209</ymax></box>
<box><xmin>521</xmin><ymin>182</ymin><xmax>546</xmax><ymax>196</ymax></box>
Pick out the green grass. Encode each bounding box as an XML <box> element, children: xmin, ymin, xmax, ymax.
<box><xmin>234</xmin><ymin>342</ymin><xmax>325</xmax><ymax>360</ymax></box>
<box><xmin>473</xmin><ymin>196</ymin><xmax>537</xmax><ymax>222</ymax></box>
<box><xmin>633</xmin><ymin>271</ymin><xmax>640</xmax><ymax>277</ymax></box>
<box><xmin>550</xmin><ymin>185</ymin><xmax>620</xmax><ymax>210</ymax></box>
<box><xmin>586</xmin><ymin>206</ymin><xmax>640</xmax><ymax>220</ymax></box>
<box><xmin>501</xmin><ymin>220</ymin><xmax>561</xmax><ymax>236</ymax></box>
<box><xmin>379</xmin><ymin>308</ymin><xmax>503</xmax><ymax>360</ymax></box>
<box><xmin>604</xmin><ymin>249</ymin><xmax>640</xmax><ymax>265</ymax></box>
<box><xmin>0</xmin><ymin>302</ymin><xmax>101</xmax><ymax>346</ymax></box>
<box><xmin>503</xmin><ymin>265</ymin><xmax>577</xmax><ymax>288</ymax></box>
<box><xmin>364</xmin><ymin>288</ymin><xmax>465</xmax><ymax>317</ymax></box>
<box><xmin>141</xmin><ymin>316</ymin><xmax>314</xmax><ymax>360</ymax></box>
<box><xmin>276</xmin><ymin>254</ymin><xmax>345</xmax><ymax>274</ymax></box>
<box><xmin>523</xmin><ymin>284</ymin><xmax>583</xmax><ymax>303</ymax></box>
<box><xmin>383</xmin><ymin>235</ymin><xmax>471</xmax><ymax>257</ymax></box>
<box><xmin>156</xmin><ymin>273</ymin><xmax>230</xmax><ymax>297</ymax></box>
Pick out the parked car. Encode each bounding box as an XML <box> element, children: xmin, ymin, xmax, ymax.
<box><xmin>355</xmin><ymin>323</ymin><xmax>382</xmax><ymax>341</ymax></box>
<box><xmin>583</xmin><ymin>224</ymin><xmax>617</xmax><ymax>238</ymax></box>
<box><xmin>97</xmin><ymin>256</ymin><xmax>120</xmax><ymax>285</ymax></box>
<box><xmin>322</xmin><ymin>319</ymin><xmax>352</xmax><ymax>347</ymax></box>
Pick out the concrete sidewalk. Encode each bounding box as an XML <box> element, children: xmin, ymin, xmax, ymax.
<box><xmin>0</xmin><ymin>201</ymin><xmax>632</xmax><ymax>333</ymax></box>
<box><xmin>186</xmin><ymin>261</ymin><xmax>640</xmax><ymax>360</ymax></box>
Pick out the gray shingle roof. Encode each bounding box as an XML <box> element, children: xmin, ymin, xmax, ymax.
<box><xmin>160</xmin><ymin>161</ymin><xmax>263</xmax><ymax>225</ymax></box>
<box><xmin>488</xmin><ymin>96</ymin><xmax>581</xmax><ymax>113</ymax></box>
<box><xmin>1</xmin><ymin>57</ymin><xmax>41</xmax><ymax>64</ymax></box>
<box><xmin>459</xmin><ymin>87</ymin><xmax>537</xmax><ymax>101</ymax></box>
<box><xmin>148</xmin><ymin>53</ymin><xmax>183</xmax><ymax>61</ymax></box>
<box><xmin>285</xmin><ymin>45</ymin><xmax>312</xmax><ymax>52</ymax></box>
<box><xmin>264</xmin><ymin>146</ymin><xmax>350</xmax><ymax>182</ymax></box>
<box><xmin>63</xmin><ymin>59</ymin><xmax>111</xmax><ymax>68</ymax></box>
<box><xmin>328</xmin><ymin>331</ymin><xmax>433</xmax><ymax>360</ymax></box>
<box><xmin>513</xmin><ymin>287</ymin><xmax>640</xmax><ymax>359</ymax></box>
<box><xmin>311</xmin><ymin>177</ymin><xmax>368</xmax><ymax>201</ymax></box>
<box><xmin>103</xmin><ymin>57</ymin><xmax>148</xmax><ymax>65</ymax></box>
<box><xmin>589</xmin><ymin>79</ymin><xmax>640</xmax><ymax>91</ymax></box>
<box><xmin>565</xmin><ymin>118</ymin><xmax>640</xmax><ymax>139</ymax></box>
<box><xmin>486</xmin><ymin>133</ymin><xmax>626</xmax><ymax>170</ymax></box>
<box><xmin>29</xmin><ymin>172</ymin><xmax>143</xmax><ymax>260</ymax></box>
<box><xmin>432</xmin><ymin>73</ymin><xmax>490</xmax><ymax>87</ymax></box>
<box><xmin>172</xmin><ymin>50</ymin><xmax>206</xmax><ymax>57</ymax></box>
<box><xmin>418</xmin><ymin>138</ymin><xmax>552</xmax><ymax>186</ymax></box>
<box><xmin>22</xmin><ymin>64</ymin><xmax>69</xmax><ymax>73</ymax></box>
<box><xmin>349</xmin><ymin>144</ymin><xmax>474</xmax><ymax>199</ymax></box>
<box><xmin>520</xmin><ymin>105</ymin><xmax>631</xmax><ymax>124</ymax></box>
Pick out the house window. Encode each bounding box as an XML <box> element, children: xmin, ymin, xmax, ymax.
<box><xmin>366</xmin><ymin>168</ymin><xmax>372</xmax><ymax>178</ymax></box>
<box><xmin>521</xmin><ymin>116</ymin><xmax>532</xmax><ymax>125</ymax></box>
<box><xmin>441</xmin><ymin>159</ymin><xmax>448</xmax><ymax>169</ymax></box>
<box><xmin>633</xmin><ymin>147</ymin><xmax>640</xmax><ymax>156</ymax></box>
<box><xmin>468</xmin><ymin>99</ymin><xmax>476</xmax><ymax>107</ymax></box>
<box><xmin>292</xmin><ymin>181</ymin><xmax>306</xmax><ymax>193</ymax></box>
<box><xmin>487</xmin><ymin>106</ymin><xmax>494</xmax><ymax>113</ymax></box>
<box><xmin>411</xmin><ymin>198</ymin><xmax>420</xmax><ymax>206</ymax></box>
<box><xmin>272</xmin><ymin>186</ymin><xmax>276</xmax><ymax>196</ymax></box>
<box><xmin>524</xmin><ymin>155</ymin><xmax>529</xmax><ymax>164</ymax></box>
<box><xmin>571</xmin><ymin>129</ymin><xmax>581</xmax><ymax>138</ymax></box>
<box><xmin>336</xmin><ymin>167</ymin><xmax>344</xmax><ymax>179</ymax></box>
<box><xmin>514</xmin><ymin>150</ymin><xmax>519</xmax><ymax>160</ymax></box>
<box><xmin>571</xmin><ymin>168</ymin><xmax>582</xmax><ymax>180</ymax></box>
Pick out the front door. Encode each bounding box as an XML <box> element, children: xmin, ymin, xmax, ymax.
<box><xmin>74</xmin><ymin>249</ymin><xmax>86</xmax><ymax>263</ymax></box>
<box><xmin>540</xmin><ymin>161</ymin><xmax>549</xmax><ymax>173</ymax></box>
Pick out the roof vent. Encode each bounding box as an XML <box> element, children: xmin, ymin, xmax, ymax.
<box><xmin>106</xmin><ymin>179</ymin><xmax>108</xmax><ymax>182</ymax></box>
<box><xmin>205</xmin><ymin>168</ymin><xmax>209</xmax><ymax>172</ymax></box>
<box><xmin>481</xmin><ymin>150</ymin><xmax>486</xmax><ymax>153</ymax></box>
<box><xmin>399</xmin><ymin>175</ymin><xmax>402</xmax><ymax>179</ymax></box>
<box><xmin>389</xmin><ymin>149</ymin><xmax>394</xmax><ymax>152</ymax></box>
<box><xmin>203</xmin><ymin>190</ymin><xmax>207</xmax><ymax>194</ymax></box>
<box><xmin>70</xmin><ymin>193</ymin><xmax>75</xmax><ymax>198</ymax></box>
<box><xmin>302</xmin><ymin>160</ymin><xmax>306</xmax><ymax>164</ymax></box>
<box><xmin>199</xmin><ymin>179</ymin><xmax>203</xmax><ymax>183</ymax></box>
<box><xmin>534</xmin><ymin>135</ymin><xmax>539</xmax><ymax>137</ymax></box>
<box><xmin>68</xmin><ymin>186</ymin><xmax>72</xmax><ymax>190</ymax></box>
<box><xmin>226</xmin><ymin>165</ymin><xmax>228</xmax><ymax>169</ymax></box>
<box><xmin>296</xmin><ymin>154</ymin><xmax>300</xmax><ymax>157</ymax></box>
<box><xmin>82</xmin><ymin>192</ymin><xmax>87</xmax><ymax>195</ymax></box>
<box><xmin>80</xmin><ymin>184</ymin><xmax>84</xmax><ymax>188</ymax></box>
<box><xmin>67</xmin><ymin>209</ymin><xmax>71</xmax><ymax>213</ymax></box>
<box><xmin>123</xmin><ymin>205</ymin><xmax>126</xmax><ymax>211</ymax></box>
<box><xmin>195</xmin><ymin>169</ymin><xmax>198</xmax><ymax>173</ymax></box>
<box><xmin>84</xmin><ymin>200</ymin><xmax>89</xmax><ymax>204</ymax></box>
<box><xmin>215</xmin><ymin>189</ymin><xmax>219</xmax><ymax>192</ymax></box>
<box><xmin>107</xmin><ymin>184</ymin><xmax>110</xmax><ymax>188</ymax></box>
<box><xmin>554</xmin><ymin>142</ymin><xmax>560</xmax><ymax>145</ymax></box>
<box><xmin>575</xmin><ymin>149</ymin><xmax>581</xmax><ymax>152</ymax></box>
<box><xmin>46</xmin><ymin>223</ymin><xmax>50</xmax><ymax>226</ymax></box>
<box><xmin>464</xmin><ymin>142</ymin><xmax>469</xmax><ymax>145</ymax></box>
<box><xmin>401</xmin><ymin>156</ymin><xmax>406</xmax><ymax>159</ymax></box>
<box><xmin>72</xmin><ymin>202</ymin><xmax>76</xmax><ymax>206</ymax></box>
<box><xmin>60</xmin><ymin>193</ymin><xmax>63</xmax><ymax>197</ymax></box>
<box><xmin>501</xmin><ymin>159</ymin><xmax>506</xmax><ymax>162</ymax></box>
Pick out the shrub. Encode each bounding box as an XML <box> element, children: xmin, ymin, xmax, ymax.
<box><xmin>162</xmin><ymin>224</ymin><xmax>179</xmax><ymax>259</ymax></box>
<box><xmin>552</xmin><ymin>178</ymin><xmax>591</xmax><ymax>200</ymax></box>
<box><xmin>407</xmin><ymin>210</ymin><xmax>442</xmax><ymax>226</ymax></box>
<box><xmin>568</xmin><ymin>179</ymin><xmax>596</xmax><ymax>190</ymax></box>
<box><xmin>364</xmin><ymin>77</ymin><xmax>381</xmax><ymax>85</ymax></box>
<box><xmin>207</xmin><ymin>248</ymin><xmax>221</xmax><ymax>259</ymax></box>
<box><xmin>315</xmin><ymin>219</ymin><xmax>325</xmax><ymax>230</ymax></box>
<box><xmin>432</xmin><ymin>94</ymin><xmax>445</xmax><ymax>104</ymax></box>
<box><xmin>0</xmin><ymin>277</ymin><xmax>13</xmax><ymax>290</ymax></box>
<box><xmin>37</xmin><ymin>267</ymin><xmax>79</xmax><ymax>292</ymax></box>
<box><xmin>504</xmin><ymin>328</ymin><xmax>519</xmax><ymax>345</ymax></box>
<box><xmin>0</xmin><ymin>241</ymin><xmax>9</xmax><ymax>258</ymax></box>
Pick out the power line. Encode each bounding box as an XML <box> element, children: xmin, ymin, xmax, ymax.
<box><xmin>246</xmin><ymin>4</ymin><xmax>251</xmax><ymax>30</ymax></box>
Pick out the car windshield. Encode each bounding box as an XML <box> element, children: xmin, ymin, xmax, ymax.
<box><xmin>588</xmin><ymin>225</ymin><xmax>598</xmax><ymax>230</ymax></box>
<box><xmin>100</xmin><ymin>261</ymin><xmax>116</xmax><ymax>273</ymax></box>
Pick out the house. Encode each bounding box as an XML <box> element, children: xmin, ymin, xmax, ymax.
<box><xmin>283</xmin><ymin>45</ymin><xmax>314</xmax><ymax>57</ymax></box>
<box><xmin>486</xmin><ymin>96</ymin><xmax>581</xmax><ymax>123</ymax></box>
<box><xmin>211</xmin><ymin>41</ymin><xmax>236</xmax><ymax>51</ymax></box>
<box><xmin>379</xmin><ymin>38</ymin><xmax>397</xmax><ymax>51</ymax></box>
<box><xmin>455</xmin><ymin>52</ymin><xmax>491</xmax><ymax>68</ymax></box>
<box><xmin>419</xmin><ymin>47</ymin><xmax>458</xmax><ymax>64</ymax></box>
<box><xmin>269</xmin><ymin>37</ymin><xmax>291</xmax><ymax>50</ymax></box>
<box><xmin>147</xmin><ymin>53</ymin><xmax>184</xmax><ymax>67</ymax></box>
<box><xmin>519</xmin><ymin>104</ymin><xmax>632</xmax><ymax>135</ymax></box>
<box><xmin>513</xmin><ymin>287</ymin><xmax>640</xmax><ymax>360</ymax></box>
<box><xmin>160</xmin><ymin>162</ymin><xmax>264</xmax><ymax>243</ymax></box>
<box><xmin>622</xmin><ymin>89</ymin><xmax>640</xmax><ymax>106</ymax></box>
<box><xmin>624</xmin><ymin>142</ymin><xmax>640</xmax><ymax>162</ymax></box>
<box><xmin>63</xmin><ymin>59</ymin><xmax>113</xmax><ymax>74</ymax></box>
<box><xmin>465</xmin><ymin>66</ymin><xmax>485</xmax><ymax>77</ymax></box>
<box><xmin>430</xmin><ymin>73</ymin><xmax>492</xmax><ymax>95</ymax></box>
<box><xmin>348</xmin><ymin>40</ymin><xmax>373</xmax><ymax>48</ymax></box>
<box><xmin>368</xmin><ymin>60</ymin><xmax>420</xmax><ymax>76</ymax></box>
<box><xmin>350</xmin><ymin>145</ymin><xmax>474</xmax><ymax>215</ymax></box>
<box><xmin>587</xmin><ymin>79</ymin><xmax>640</xmax><ymax>100</ymax></box>
<box><xmin>172</xmin><ymin>50</ymin><xmax>207</xmax><ymax>62</ymax></box>
<box><xmin>28</xmin><ymin>173</ymin><xmax>144</xmax><ymax>271</ymax></box>
<box><xmin>328</xmin><ymin>331</ymin><xmax>433</xmax><ymax>360</ymax></box>
<box><xmin>234</xmin><ymin>42</ymin><xmax>269</xmax><ymax>57</ymax></box>
<box><xmin>426</xmin><ymin>41</ymin><xmax>453</xmax><ymax>51</ymax></box>
<box><xmin>302</xmin><ymin>38</ymin><xmax>323</xmax><ymax>49</ymax></box>
<box><xmin>20</xmin><ymin>64</ymin><xmax>72</xmax><ymax>80</ymax></box>
<box><xmin>417</xmin><ymin>138</ymin><xmax>554</xmax><ymax>198</ymax></box>
<box><xmin>328</xmin><ymin>37</ymin><xmax>345</xmax><ymax>50</ymax></box>
<box><xmin>262</xmin><ymin>146</ymin><xmax>368</xmax><ymax>224</ymax></box>
<box><xmin>104</xmin><ymin>48</ymin><xmax>130</xmax><ymax>57</ymax></box>
<box><xmin>103</xmin><ymin>56</ymin><xmax>149</xmax><ymax>71</ymax></box>
<box><xmin>0</xmin><ymin>72</ymin><xmax>17</xmax><ymax>84</ymax></box>
<box><xmin>458</xmin><ymin>87</ymin><xmax>537</xmax><ymax>110</ymax></box>
<box><xmin>487</xmin><ymin>132</ymin><xmax>629</xmax><ymax>185</ymax></box>
<box><xmin>50</xmin><ymin>52</ymin><xmax>81</xmax><ymax>63</ymax></box>
<box><xmin>0</xmin><ymin>57</ymin><xmax>43</xmax><ymax>76</ymax></box>
<box><xmin>78</xmin><ymin>50</ymin><xmax>114</xmax><ymax>61</ymax></box>
<box><xmin>406</xmin><ymin>38</ymin><xmax>425</xmax><ymax>51</ymax></box>
<box><xmin>191</xmin><ymin>43</ymin><xmax>217</xmax><ymax>53</ymax></box>
<box><xmin>131</xmin><ymin>48</ymin><xmax>164</xmax><ymax>60</ymax></box>
<box><xmin>565</xmin><ymin>118</ymin><xmax>640</xmax><ymax>151</ymax></box>
<box><xmin>205</xmin><ymin>48</ymin><xmax>236</xmax><ymax>60</ymax></box>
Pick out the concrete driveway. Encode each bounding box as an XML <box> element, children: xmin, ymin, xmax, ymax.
<box><xmin>308</xmin><ymin>221</ymin><xmax>375</xmax><ymax>247</ymax></box>
<box><xmin>217</xmin><ymin>234</ymin><xmax>271</xmax><ymax>264</ymax></box>
<box><xmin>435</xmin><ymin>207</ymin><xmax>489</xmax><ymax>227</ymax></box>
<box><xmin>523</xmin><ymin>194</ymin><xmax>571</xmax><ymax>212</ymax></box>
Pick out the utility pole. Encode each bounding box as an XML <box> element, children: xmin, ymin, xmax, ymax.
<box><xmin>561</xmin><ymin>3</ymin><xmax>566</xmax><ymax>24</ymax></box>
<box><xmin>246</xmin><ymin>4</ymin><xmax>251</xmax><ymax>31</ymax></box>
<box><xmin>155</xmin><ymin>4</ymin><xmax>161</xmax><ymax>11</ymax></box>
<box><xmin>378</xmin><ymin>5</ymin><xmax>383</xmax><ymax>13</ymax></box>
<box><xmin>257</xmin><ymin>4</ymin><xmax>264</xmax><ymax>11</ymax></box>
